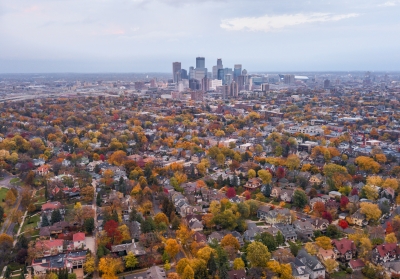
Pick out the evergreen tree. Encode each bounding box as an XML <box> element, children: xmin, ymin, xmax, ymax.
<box><xmin>41</xmin><ymin>214</ymin><xmax>50</xmax><ymax>227</ymax></box>
<box><xmin>275</xmin><ymin>231</ymin><xmax>285</xmax><ymax>246</ymax></box>
<box><xmin>96</xmin><ymin>192</ymin><xmax>102</xmax><ymax>206</ymax></box>
<box><xmin>207</xmin><ymin>253</ymin><xmax>217</xmax><ymax>277</ymax></box>
<box><xmin>0</xmin><ymin>206</ymin><xmax>4</xmax><ymax>224</ymax></box>
<box><xmin>84</xmin><ymin>218</ymin><xmax>95</xmax><ymax>234</ymax></box>
<box><xmin>262</xmin><ymin>184</ymin><xmax>272</xmax><ymax>197</ymax></box>
<box><xmin>216</xmin><ymin>247</ymin><xmax>229</xmax><ymax>279</ymax></box>
<box><xmin>51</xmin><ymin>209</ymin><xmax>62</xmax><ymax>224</ymax></box>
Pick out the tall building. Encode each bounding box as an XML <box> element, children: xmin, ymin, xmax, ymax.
<box><xmin>234</xmin><ymin>64</ymin><xmax>242</xmax><ymax>79</ymax></box>
<box><xmin>230</xmin><ymin>81</ymin><xmax>238</xmax><ymax>97</ymax></box>
<box><xmin>225</xmin><ymin>74</ymin><xmax>232</xmax><ymax>86</ymax></box>
<box><xmin>172</xmin><ymin>62</ymin><xmax>181</xmax><ymax>83</ymax></box>
<box><xmin>324</xmin><ymin>79</ymin><xmax>330</xmax><ymax>89</ymax></box>
<box><xmin>201</xmin><ymin>77</ymin><xmax>210</xmax><ymax>92</ymax></box>
<box><xmin>217</xmin><ymin>58</ymin><xmax>223</xmax><ymax>69</ymax></box>
<box><xmin>217</xmin><ymin>69</ymin><xmax>225</xmax><ymax>84</ymax></box>
<box><xmin>189</xmin><ymin>67</ymin><xmax>195</xmax><ymax>80</ymax></box>
<box><xmin>212</xmin><ymin>66</ymin><xmax>218</xmax><ymax>79</ymax></box>
<box><xmin>196</xmin><ymin>57</ymin><xmax>205</xmax><ymax>69</ymax></box>
<box><xmin>210</xmin><ymin>79</ymin><xmax>222</xmax><ymax>90</ymax></box>
<box><xmin>284</xmin><ymin>74</ymin><xmax>295</xmax><ymax>85</ymax></box>
<box><xmin>180</xmin><ymin>69</ymin><xmax>188</xmax><ymax>80</ymax></box>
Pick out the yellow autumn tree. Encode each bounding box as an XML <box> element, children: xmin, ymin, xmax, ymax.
<box><xmin>98</xmin><ymin>256</ymin><xmax>123</xmax><ymax>279</ymax></box>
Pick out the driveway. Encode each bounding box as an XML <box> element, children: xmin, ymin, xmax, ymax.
<box><xmin>85</xmin><ymin>236</ymin><xmax>95</xmax><ymax>253</ymax></box>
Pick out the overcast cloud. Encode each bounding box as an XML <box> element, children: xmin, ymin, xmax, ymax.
<box><xmin>0</xmin><ymin>0</ymin><xmax>399</xmax><ymax>73</ymax></box>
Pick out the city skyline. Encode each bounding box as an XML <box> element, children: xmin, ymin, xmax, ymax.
<box><xmin>1</xmin><ymin>0</ymin><xmax>400</xmax><ymax>73</ymax></box>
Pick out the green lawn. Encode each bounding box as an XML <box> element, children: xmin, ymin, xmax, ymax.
<box><xmin>0</xmin><ymin>187</ymin><xmax>10</xmax><ymax>213</ymax></box>
<box><xmin>21</xmin><ymin>214</ymin><xmax>40</xmax><ymax>234</ymax></box>
<box><xmin>33</xmin><ymin>188</ymin><xmax>46</xmax><ymax>204</ymax></box>
<box><xmin>330</xmin><ymin>271</ymin><xmax>348</xmax><ymax>279</ymax></box>
<box><xmin>10</xmin><ymin>178</ymin><xmax>21</xmax><ymax>184</ymax></box>
<box><xmin>0</xmin><ymin>187</ymin><xmax>9</xmax><ymax>201</ymax></box>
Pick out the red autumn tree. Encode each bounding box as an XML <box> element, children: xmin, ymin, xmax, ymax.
<box><xmin>322</xmin><ymin>211</ymin><xmax>332</xmax><ymax>224</ymax></box>
<box><xmin>340</xmin><ymin>196</ymin><xmax>349</xmax><ymax>209</ymax></box>
<box><xmin>386</xmin><ymin>221</ymin><xmax>394</xmax><ymax>234</ymax></box>
<box><xmin>104</xmin><ymin>220</ymin><xmax>122</xmax><ymax>245</ymax></box>
<box><xmin>350</xmin><ymin>188</ymin><xmax>358</xmax><ymax>196</ymax></box>
<box><xmin>226</xmin><ymin>187</ymin><xmax>236</xmax><ymax>198</ymax></box>
<box><xmin>276</xmin><ymin>167</ymin><xmax>285</xmax><ymax>180</ymax></box>
<box><xmin>100</xmin><ymin>154</ymin><xmax>106</xmax><ymax>161</ymax></box>
<box><xmin>243</xmin><ymin>190</ymin><xmax>251</xmax><ymax>200</ymax></box>
<box><xmin>338</xmin><ymin>219</ymin><xmax>348</xmax><ymax>230</ymax></box>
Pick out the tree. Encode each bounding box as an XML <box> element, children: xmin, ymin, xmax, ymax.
<box><xmin>358</xmin><ymin>237</ymin><xmax>372</xmax><ymax>258</ymax></box>
<box><xmin>360</xmin><ymin>202</ymin><xmax>381</xmax><ymax>221</ymax></box>
<box><xmin>177</xmin><ymin>258</ymin><xmax>191</xmax><ymax>275</ymax></box>
<box><xmin>293</xmin><ymin>190</ymin><xmax>308</xmax><ymax>208</ymax></box>
<box><xmin>221</xmin><ymin>234</ymin><xmax>240</xmax><ymax>251</ymax></box>
<box><xmin>176</xmin><ymin>225</ymin><xmax>194</xmax><ymax>246</ymax></box>
<box><xmin>324</xmin><ymin>258</ymin><xmax>339</xmax><ymax>273</ymax></box>
<box><xmin>382</xmin><ymin>178</ymin><xmax>399</xmax><ymax>191</ymax></box>
<box><xmin>165</xmin><ymin>239</ymin><xmax>180</xmax><ymax>261</ymax></box>
<box><xmin>256</xmin><ymin>232</ymin><xmax>277</xmax><ymax>252</ymax></box>
<box><xmin>338</xmin><ymin>219</ymin><xmax>348</xmax><ymax>230</ymax></box>
<box><xmin>313</xmin><ymin>202</ymin><xmax>325</xmax><ymax>216</ymax></box>
<box><xmin>98</xmin><ymin>256</ymin><xmax>123</xmax><ymax>279</ymax></box>
<box><xmin>84</xmin><ymin>218</ymin><xmax>95</xmax><ymax>234</ymax></box>
<box><xmin>385</xmin><ymin>232</ymin><xmax>397</xmax><ymax>244</ymax></box>
<box><xmin>226</xmin><ymin>187</ymin><xmax>236</xmax><ymax>198</ymax></box>
<box><xmin>315</xmin><ymin>236</ymin><xmax>333</xmax><ymax>250</ymax></box>
<box><xmin>355</xmin><ymin>156</ymin><xmax>380</xmax><ymax>173</ymax></box>
<box><xmin>257</xmin><ymin>169</ymin><xmax>272</xmax><ymax>184</ymax></box>
<box><xmin>83</xmin><ymin>254</ymin><xmax>95</xmax><ymax>274</ymax></box>
<box><xmin>340</xmin><ymin>196</ymin><xmax>349</xmax><ymax>210</ymax></box>
<box><xmin>304</xmin><ymin>242</ymin><xmax>318</xmax><ymax>255</ymax></box>
<box><xmin>167</xmin><ymin>273</ymin><xmax>180</xmax><ymax>279</ymax></box>
<box><xmin>5</xmin><ymin>190</ymin><xmax>16</xmax><ymax>206</ymax></box>
<box><xmin>362</xmin><ymin>184</ymin><xmax>379</xmax><ymax>200</ymax></box>
<box><xmin>51</xmin><ymin>209</ymin><xmax>62</xmax><ymax>224</ymax></box>
<box><xmin>104</xmin><ymin>220</ymin><xmax>123</xmax><ymax>245</ymax></box>
<box><xmin>182</xmin><ymin>265</ymin><xmax>194</xmax><ymax>279</ymax></box>
<box><xmin>0</xmin><ymin>206</ymin><xmax>4</xmax><ymax>224</ymax></box>
<box><xmin>42</xmin><ymin>214</ymin><xmax>50</xmax><ymax>227</ymax></box>
<box><xmin>246</xmin><ymin>241</ymin><xmax>271</xmax><ymax>267</ymax></box>
<box><xmin>233</xmin><ymin>258</ymin><xmax>245</xmax><ymax>270</ymax></box>
<box><xmin>248</xmin><ymin>169</ymin><xmax>256</xmax><ymax>179</ymax></box>
<box><xmin>125</xmin><ymin>251</ymin><xmax>138</xmax><ymax>271</ymax></box>
<box><xmin>286</xmin><ymin>154</ymin><xmax>300</xmax><ymax>170</ymax></box>
<box><xmin>322</xmin><ymin>211</ymin><xmax>333</xmax><ymax>224</ymax></box>
<box><xmin>154</xmin><ymin>212</ymin><xmax>169</xmax><ymax>226</ymax></box>
<box><xmin>275</xmin><ymin>231</ymin><xmax>285</xmax><ymax>246</ymax></box>
<box><xmin>81</xmin><ymin>186</ymin><xmax>95</xmax><ymax>202</ymax></box>
<box><xmin>197</xmin><ymin>246</ymin><xmax>216</xmax><ymax>262</ymax></box>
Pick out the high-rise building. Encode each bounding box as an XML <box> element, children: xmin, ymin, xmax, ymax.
<box><xmin>217</xmin><ymin>69</ymin><xmax>225</xmax><ymax>84</ymax></box>
<box><xmin>284</xmin><ymin>74</ymin><xmax>295</xmax><ymax>85</ymax></box>
<box><xmin>201</xmin><ymin>77</ymin><xmax>210</xmax><ymax>92</ymax></box>
<box><xmin>189</xmin><ymin>79</ymin><xmax>201</xmax><ymax>90</ymax></box>
<box><xmin>261</xmin><ymin>83</ymin><xmax>270</xmax><ymax>92</ymax></box>
<box><xmin>196</xmin><ymin>57</ymin><xmax>205</xmax><ymax>69</ymax></box>
<box><xmin>217</xmin><ymin>58</ymin><xmax>223</xmax><ymax>69</ymax></box>
<box><xmin>189</xmin><ymin>67</ymin><xmax>195</xmax><ymax>80</ymax></box>
<box><xmin>234</xmin><ymin>64</ymin><xmax>242</xmax><ymax>79</ymax></box>
<box><xmin>324</xmin><ymin>79</ymin><xmax>330</xmax><ymax>89</ymax></box>
<box><xmin>180</xmin><ymin>69</ymin><xmax>188</xmax><ymax>80</ymax></box>
<box><xmin>225</xmin><ymin>74</ymin><xmax>232</xmax><ymax>86</ymax></box>
<box><xmin>212</xmin><ymin>66</ymin><xmax>218</xmax><ymax>79</ymax></box>
<box><xmin>172</xmin><ymin>62</ymin><xmax>181</xmax><ymax>83</ymax></box>
<box><xmin>230</xmin><ymin>81</ymin><xmax>238</xmax><ymax>97</ymax></box>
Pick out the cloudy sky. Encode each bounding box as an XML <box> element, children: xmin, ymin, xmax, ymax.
<box><xmin>1</xmin><ymin>0</ymin><xmax>400</xmax><ymax>73</ymax></box>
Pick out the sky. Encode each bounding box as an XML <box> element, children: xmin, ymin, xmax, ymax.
<box><xmin>1</xmin><ymin>0</ymin><xmax>400</xmax><ymax>73</ymax></box>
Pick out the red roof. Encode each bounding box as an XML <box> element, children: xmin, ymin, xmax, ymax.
<box><xmin>332</xmin><ymin>239</ymin><xmax>356</xmax><ymax>254</ymax></box>
<box><xmin>36</xmin><ymin>239</ymin><xmax>64</xmax><ymax>249</ymax></box>
<box><xmin>73</xmin><ymin>232</ymin><xmax>85</xmax><ymax>242</ymax></box>
<box><xmin>41</xmin><ymin>201</ymin><xmax>62</xmax><ymax>211</ymax></box>
<box><xmin>349</xmin><ymin>259</ymin><xmax>365</xmax><ymax>269</ymax></box>
<box><xmin>375</xmin><ymin>243</ymin><xmax>400</xmax><ymax>257</ymax></box>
